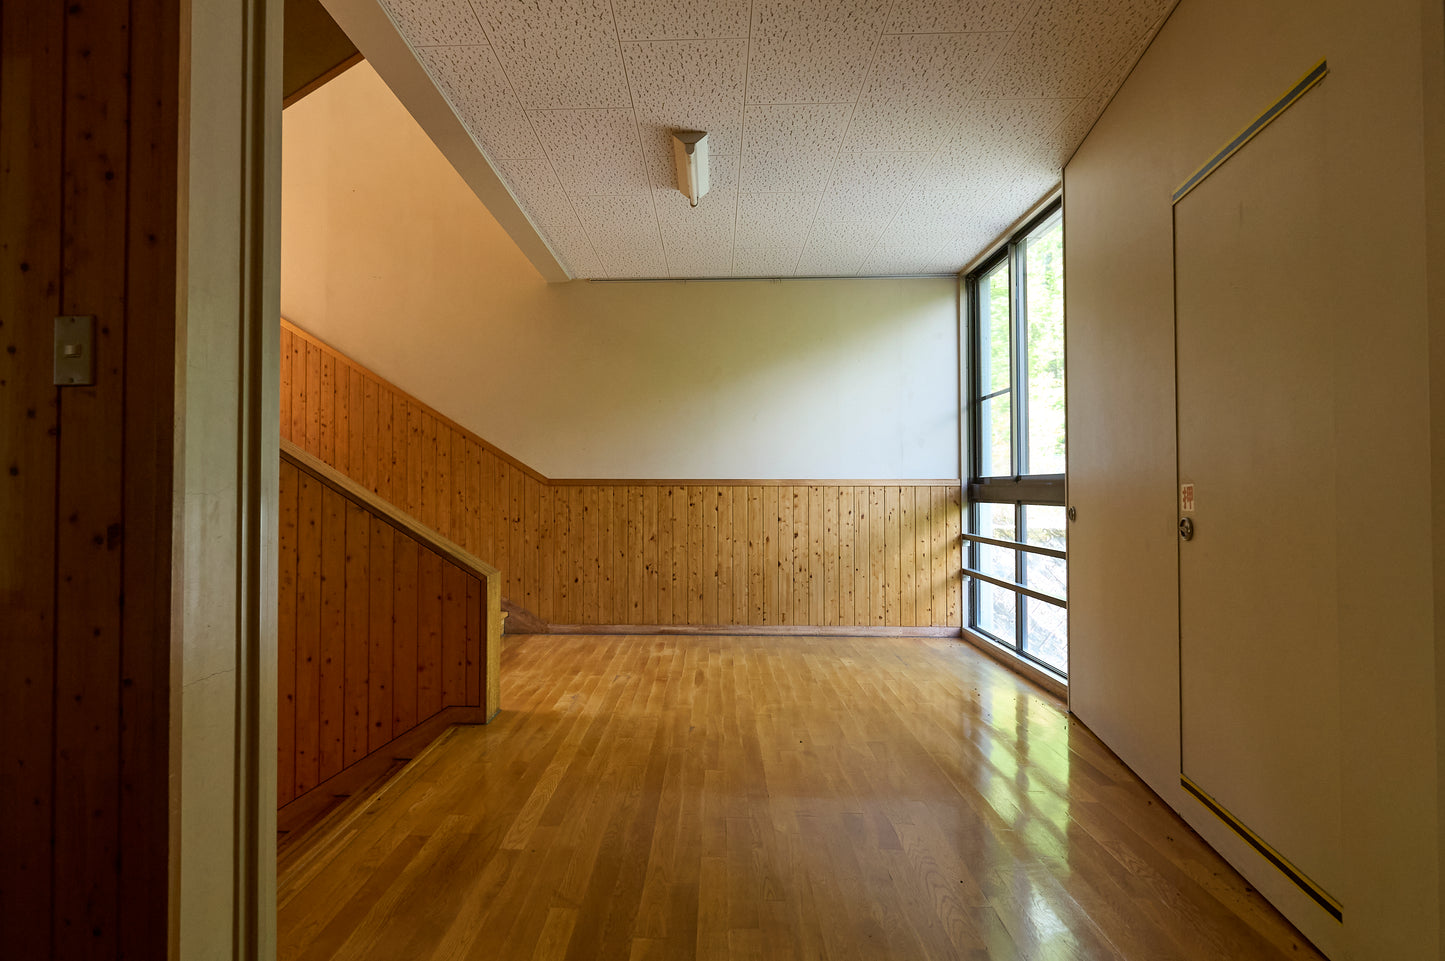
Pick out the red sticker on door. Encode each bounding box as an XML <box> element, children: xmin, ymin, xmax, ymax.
<box><xmin>1180</xmin><ymin>483</ymin><xmax>1195</xmax><ymax>513</ymax></box>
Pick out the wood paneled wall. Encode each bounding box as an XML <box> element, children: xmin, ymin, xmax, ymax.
<box><xmin>1</xmin><ymin>1</ymin><xmax>183</xmax><ymax>956</ymax></box>
<box><xmin>278</xmin><ymin>444</ymin><xmax>499</xmax><ymax>818</ymax></box>
<box><xmin>280</xmin><ymin>321</ymin><xmax>964</xmax><ymax>630</ymax></box>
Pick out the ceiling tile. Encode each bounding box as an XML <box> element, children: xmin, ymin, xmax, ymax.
<box><xmin>624</xmin><ymin>41</ymin><xmax>747</xmax><ymax>185</ymax></box>
<box><xmin>796</xmin><ymin>220</ymin><xmax>883</xmax><ymax>275</ymax></box>
<box><xmin>573</xmin><ymin>192</ymin><xmax>662</xmax><ymax>249</ymax></box>
<box><xmin>746</xmin><ymin>0</ymin><xmax>892</xmax><ymax>105</ymax></box>
<box><xmin>665</xmin><ymin>244</ymin><xmax>734</xmax><ymax>277</ymax></box>
<box><xmin>544</xmin><ymin>225</ymin><xmax>604</xmax><ymax>276</ymax></box>
<box><xmin>864</xmin><ymin>33</ymin><xmax>1008</xmax><ymax>102</ymax></box>
<box><xmin>740</xmin><ymin>103</ymin><xmax>852</xmax><ymax>192</ymax></box>
<box><xmin>735</xmin><ymin>193</ymin><xmax>819</xmax><ymax>247</ymax></box>
<box><xmin>733</xmin><ymin>246</ymin><xmax>803</xmax><ymax>276</ymax></box>
<box><xmin>860</xmin><ymin>246</ymin><xmax>948</xmax><ymax>275</ymax></box>
<box><xmin>976</xmin><ymin>0</ymin><xmax>1174</xmax><ymax>100</ymax></box>
<box><xmin>381</xmin><ymin>0</ymin><xmax>486</xmax><ymax>46</ymax></box>
<box><xmin>600</xmin><ymin>242</ymin><xmax>669</xmax><ymax>278</ymax></box>
<box><xmin>470</xmin><ymin>0</ymin><xmax>631</xmax><ymax>108</ymax></box>
<box><xmin>654</xmin><ymin>155</ymin><xmax>737</xmax><ymax>248</ymax></box>
<box><xmin>417</xmin><ymin>46</ymin><xmax>543</xmax><ymax>160</ymax></box>
<box><xmin>611</xmin><ymin>0</ymin><xmax>751</xmax><ymax>40</ymax></box>
<box><xmin>530</xmin><ymin>109</ymin><xmax>649</xmax><ymax>194</ymax></box>
<box><xmin>918</xmin><ymin>99</ymin><xmax>1077</xmax><ymax>189</ymax></box>
<box><xmin>844</xmin><ymin>98</ymin><xmax>960</xmax><ymax>152</ymax></box>
<box><xmin>498</xmin><ymin>159</ymin><xmax>578</xmax><ymax>225</ymax></box>
<box><xmin>884</xmin><ymin>0</ymin><xmax>1029</xmax><ymax>34</ymax></box>
<box><xmin>817</xmin><ymin>151</ymin><xmax>930</xmax><ymax>218</ymax></box>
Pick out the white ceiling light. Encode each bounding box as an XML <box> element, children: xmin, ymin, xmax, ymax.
<box><xmin>671</xmin><ymin>131</ymin><xmax>709</xmax><ymax>207</ymax></box>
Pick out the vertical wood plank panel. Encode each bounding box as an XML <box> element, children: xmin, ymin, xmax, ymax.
<box><xmin>349</xmin><ymin>367</ymin><xmax>365</xmax><ymax>481</ymax></box>
<box><xmin>777</xmin><ymin>487</ymin><xmax>792</xmax><ymax>626</ymax></box>
<box><xmin>279</xmin><ymin>329</ymin><xmax>293</xmax><ymax>443</ymax></box>
<box><xmin>362</xmin><ymin>376</ymin><xmax>379</xmax><ymax>495</ymax></box>
<box><xmin>792</xmin><ymin>487</ymin><xmax>808</xmax><ymax>626</ymax></box>
<box><xmin>703</xmin><ymin>486</ymin><xmax>719</xmax><ymax>624</ymax></box>
<box><xmin>948</xmin><ymin>487</ymin><xmax>963</xmax><ymax>627</ymax></box>
<box><xmin>657</xmin><ymin>487</ymin><xmax>674</xmax><ymax>625</ymax></box>
<box><xmin>762</xmin><ymin>486</ymin><xmax>778</xmax><ymax>625</ymax></box>
<box><xmin>420</xmin><ymin>413</ymin><xmax>438</xmax><ymax>531</ymax></box>
<box><xmin>291</xmin><ymin>335</ymin><xmax>308</xmax><ymax>450</ymax></box>
<box><xmin>899</xmin><ymin>486</ymin><xmax>916</xmax><ymax>627</ymax></box>
<box><xmin>277</xmin><ymin>463</ymin><xmax>299</xmax><ymax>805</ymax></box>
<box><xmin>869</xmin><ymin>487</ymin><xmax>886</xmax><ymax>625</ymax></box>
<box><xmin>417</xmin><ymin>550</ymin><xmax>444</xmax><ymax>719</ymax></box>
<box><xmin>839</xmin><ymin>487</ymin><xmax>855</xmax><ymax>626</ymax></box>
<box><xmin>644</xmin><ymin>486</ymin><xmax>660</xmax><ymax>625</ymax></box>
<box><xmin>305</xmin><ymin>343</ymin><xmax>321</xmax><ymax>455</ymax></box>
<box><xmin>629</xmin><ymin>487</ymin><xmax>646</xmax><ymax>624</ymax></box>
<box><xmin>555</xmin><ymin>486</ymin><xmax>571</xmax><ymax>624</ymax></box>
<box><xmin>333</xmin><ymin>356</ymin><xmax>349</xmax><ymax>474</ymax></box>
<box><xmin>686</xmin><ymin>485</ymin><xmax>703</xmax><ymax>625</ymax></box>
<box><xmin>808</xmin><ymin>485</ymin><xmax>824</xmax><ymax>626</ymax></box>
<box><xmin>466</xmin><ymin>575</ymin><xmax>482</xmax><ymax>705</ymax></box>
<box><xmin>748</xmin><ymin>488</ymin><xmax>765</xmax><ymax>625</ymax></box>
<box><xmin>441</xmin><ymin>564</ymin><xmax>467</xmax><ymax>707</ymax></box>
<box><xmin>343</xmin><ymin>502</ymin><xmax>370</xmax><ymax>766</ymax></box>
<box><xmin>435</xmin><ymin>423</ymin><xmax>452</xmax><ymax>541</ymax></box>
<box><xmin>576</xmin><ymin>486</ymin><xmax>593</xmax><ymax>623</ymax></box>
<box><xmin>392</xmin><ymin>532</ymin><xmax>419</xmax><ymax>733</ymax></box>
<box><xmin>673</xmin><ymin>486</ymin><xmax>690</xmax><ymax>626</ymax></box>
<box><xmin>716</xmin><ymin>487</ymin><xmax>732</xmax><ymax>626</ymax></box>
<box><xmin>318</xmin><ymin>351</ymin><xmax>335</xmax><ymax>464</ymax></box>
<box><xmin>511</xmin><ymin>469</ymin><xmax>526</xmax><ymax>605</ymax></box>
<box><xmin>377</xmin><ymin>387</ymin><xmax>395</xmax><ymax>503</ymax></box>
<box><xmin>295</xmin><ymin>475</ymin><xmax>322</xmax><ymax>793</ymax></box>
<box><xmin>824</xmin><ymin>487</ymin><xmax>839</xmax><ymax>627</ymax></box>
<box><xmin>539</xmin><ymin>484</ymin><xmax>555</xmax><ymax>621</ymax></box>
<box><xmin>468</xmin><ymin>442</ymin><xmax>483</xmax><ymax>558</ymax></box>
<box><xmin>318</xmin><ymin>488</ymin><xmax>347</xmax><ymax>781</ymax></box>
<box><xmin>732</xmin><ymin>488</ymin><xmax>749</xmax><ymax>625</ymax></box>
<box><xmin>368</xmin><ymin>517</ymin><xmax>394</xmax><ymax>751</ymax></box>
<box><xmin>525</xmin><ymin>476</ymin><xmax>541</xmax><ymax>616</ymax></box>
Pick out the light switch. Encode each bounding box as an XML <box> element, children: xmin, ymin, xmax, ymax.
<box><xmin>54</xmin><ymin>315</ymin><xmax>95</xmax><ymax>385</ymax></box>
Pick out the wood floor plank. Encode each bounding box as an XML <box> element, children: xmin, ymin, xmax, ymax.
<box><xmin>279</xmin><ymin>635</ymin><xmax>1326</xmax><ymax>961</ymax></box>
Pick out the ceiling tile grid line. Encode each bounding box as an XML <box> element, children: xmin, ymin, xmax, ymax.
<box><xmin>377</xmin><ymin>0</ymin><xmax>1181</xmax><ymax>278</ymax></box>
<box><xmin>607</xmin><ymin>0</ymin><xmax>670</xmax><ymax>278</ymax></box>
<box><xmin>787</xmin><ymin>0</ymin><xmax>900</xmax><ymax>277</ymax></box>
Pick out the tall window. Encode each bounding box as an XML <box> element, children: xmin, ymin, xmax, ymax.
<box><xmin>964</xmin><ymin>204</ymin><xmax>1067</xmax><ymax>677</ymax></box>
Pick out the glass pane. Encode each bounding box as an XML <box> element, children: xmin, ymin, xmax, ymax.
<box><xmin>977</xmin><ymin>582</ymin><xmax>1018</xmax><ymax>646</ymax></box>
<box><xmin>1024</xmin><ymin>598</ymin><xmax>1068</xmax><ymax>674</ymax></box>
<box><xmin>980</xmin><ymin>261</ymin><xmax>1011</xmax><ymax>394</ymax></box>
<box><xmin>980</xmin><ymin>394</ymin><xmax>1011</xmax><ymax>477</ymax></box>
<box><xmin>1023</xmin><ymin>504</ymin><xmax>1066</xmax><ymax>549</ymax></box>
<box><xmin>1024</xmin><ymin>553</ymin><xmax>1067</xmax><ymax>601</ymax></box>
<box><xmin>1024</xmin><ymin>213</ymin><xmax>1065</xmax><ymax>475</ymax></box>
<box><xmin>982</xmin><ymin>503</ymin><xmax>1017</xmax><ymax>542</ymax></box>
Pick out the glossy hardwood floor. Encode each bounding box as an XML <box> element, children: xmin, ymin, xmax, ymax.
<box><xmin>277</xmin><ymin>634</ymin><xmax>1325</xmax><ymax>961</ymax></box>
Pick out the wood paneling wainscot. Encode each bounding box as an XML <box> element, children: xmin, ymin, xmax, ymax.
<box><xmin>280</xmin><ymin>320</ymin><xmax>964</xmax><ymax>633</ymax></box>
<box><xmin>278</xmin><ymin>441</ymin><xmax>502</xmax><ymax>829</ymax></box>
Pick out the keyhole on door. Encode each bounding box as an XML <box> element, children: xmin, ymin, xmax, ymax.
<box><xmin>1179</xmin><ymin>517</ymin><xmax>1194</xmax><ymax>541</ymax></box>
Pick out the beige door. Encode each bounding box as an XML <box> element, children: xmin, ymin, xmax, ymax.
<box><xmin>1174</xmin><ymin>83</ymin><xmax>1341</xmax><ymax>904</ymax></box>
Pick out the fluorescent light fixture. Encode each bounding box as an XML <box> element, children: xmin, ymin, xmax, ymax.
<box><xmin>671</xmin><ymin>131</ymin><xmax>709</xmax><ymax>207</ymax></box>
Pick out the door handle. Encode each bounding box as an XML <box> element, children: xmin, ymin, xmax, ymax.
<box><xmin>1179</xmin><ymin>517</ymin><xmax>1194</xmax><ymax>541</ymax></box>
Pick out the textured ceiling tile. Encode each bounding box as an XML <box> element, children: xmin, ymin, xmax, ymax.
<box><xmin>976</xmin><ymin>0</ymin><xmax>1174</xmax><ymax>100</ymax></box>
<box><xmin>918</xmin><ymin>98</ymin><xmax>1077</xmax><ymax>189</ymax></box>
<box><xmin>654</xmin><ymin>155</ymin><xmax>737</xmax><ymax>248</ymax></box>
<box><xmin>498</xmin><ymin>159</ymin><xmax>578</xmax><ymax>225</ymax></box>
<box><xmin>797</xmin><ymin>220</ymin><xmax>883</xmax><ymax>274</ymax></box>
<box><xmin>733</xmin><ymin>246</ymin><xmax>803</xmax><ymax>276</ymax></box>
<box><xmin>544</xmin><ymin>225</ymin><xmax>604</xmax><ymax>277</ymax></box>
<box><xmin>471</xmin><ymin>0</ymin><xmax>630</xmax><ymax>107</ymax></box>
<box><xmin>665</xmin><ymin>244</ymin><xmax>735</xmax><ymax>277</ymax></box>
<box><xmin>625</xmin><ymin>41</ymin><xmax>747</xmax><ymax>185</ymax></box>
<box><xmin>612</xmin><ymin>0</ymin><xmax>751</xmax><ymax>40</ymax></box>
<box><xmin>382</xmin><ymin>0</ymin><xmax>487</xmax><ymax>46</ymax></box>
<box><xmin>864</xmin><ymin>32</ymin><xmax>1008</xmax><ymax>102</ymax></box>
<box><xmin>739</xmin><ymin>103</ymin><xmax>852</xmax><ymax>192</ymax></box>
<box><xmin>735</xmin><ymin>193</ymin><xmax>819</xmax><ymax>247</ymax></box>
<box><xmin>816</xmin><ymin>151</ymin><xmax>929</xmax><ymax>218</ymax></box>
<box><xmin>892</xmin><ymin>190</ymin><xmax>993</xmax><ymax>226</ymax></box>
<box><xmin>746</xmin><ymin>0</ymin><xmax>892</xmax><ymax>104</ymax></box>
<box><xmin>845</xmin><ymin>98</ymin><xmax>962</xmax><ymax>152</ymax></box>
<box><xmin>600</xmin><ymin>242</ymin><xmax>669</xmax><ymax>278</ymax></box>
<box><xmin>860</xmin><ymin>246</ymin><xmax>950</xmax><ymax>275</ymax></box>
<box><xmin>530</xmin><ymin>109</ymin><xmax>649</xmax><ymax>194</ymax></box>
<box><xmin>884</xmin><ymin>0</ymin><xmax>1028</xmax><ymax>34</ymax></box>
<box><xmin>573</xmin><ymin>192</ymin><xmax>662</xmax><ymax>249</ymax></box>
<box><xmin>417</xmin><ymin>46</ymin><xmax>543</xmax><ymax>160</ymax></box>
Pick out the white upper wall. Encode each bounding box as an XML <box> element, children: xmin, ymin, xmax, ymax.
<box><xmin>281</xmin><ymin>63</ymin><xmax>961</xmax><ymax>480</ymax></box>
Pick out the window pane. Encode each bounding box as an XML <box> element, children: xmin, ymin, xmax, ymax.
<box><xmin>980</xmin><ymin>394</ymin><xmax>1011</xmax><ymax>477</ymax></box>
<box><xmin>980</xmin><ymin>261</ymin><xmax>1011</xmax><ymax>394</ymax></box>
<box><xmin>1023</xmin><ymin>504</ymin><xmax>1066</xmax><ymax>549</ymax></box>
<box><xmin>1024</xmin><ymin>598</ymin><xmax>1067</xmax><ymax>674</ymax></box>
<box><xmin>977</xmin><ymin>582</ymin><xmax>1018</xmax><ymax>646</ymax></box>
<box><xmin>1024</xmin><ymin>214</ymin><xmax>1065</xmax><ymax>475</ymax></box>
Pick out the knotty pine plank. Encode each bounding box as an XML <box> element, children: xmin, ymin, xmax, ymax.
<box><xmin>368</xmin><ymin>517</ymin><xmax>394</xmax><ymax>752</ymax></box>
<box><xmin>334</xmin><ymin>354</ymin><xmax>349</xmax><ymax>476</ymax></box>
<box><xmin>435</xmin><ymin>422</ymin><xmax>452</xmax><ymax>541</ymax></box>
<box><xmin>362</xmin><ymin>376</ymin><xmax>379</xmax><ymax>495</ymax></box>
<box><xmin>319</xmin><ymin>487</ymin><xmax>348</xmax><ymax>781</ymax></box>
<box><xmin>278</xmin><ymin>463</ymin><xmax>300</xmax><ymax>804</ymax></box>
<box><xmin>761</xmin><ymin>486</ymin><xmax>778</xmax><ymax>625</ymax></box>
<box><xmin>441</xmin><ymin>564</ymin><xmax>467</xmax><ymax>707</ymax></box>
<box><xmin>392</xmin><ymin>531</ymin><xmax>419</xmax><ymax>732</ymax></box>
<box><xmin>643</xmin><ymin>486</ymin><xmax>660</xmax><ymax>625</ymax></box>
<box><xmin>417</xmin><ymin>550</ymin><xmax>444</xmax><ymax>719</ymax></box>
<box><xmin>525</xmin><ymin>475</ymin><xmax>542</xmax><ymax>617</ymax></box>
<box><xmin>629</xmin><ymin>487</ymin><xmax>646</xmax><ymax>625</ymax></box>
<box><xmin>947</xmin><ymin>487</ymin><xmax>962</xmax><ymax>627</ymax></box>
<box><xmin>540</xmin><ymin>484</ymin><xmax>556</xmax><ymax>622</ymax></box>
<box><xmin>686</xmin><ymin>486</ymin><xmax>703</xmax><ymax>625</ymax></box>
<box><xmin>295</xmin><ymin>474</ymin><xmax>323</xmax><ymax>794</ymax></box>
<box><xmin>343</xmin><ymin>502</ymin><xmax>370</xmax><ymax>766</ymax></box>
<box><xmin>466</xmin><ymin>575</ymin><xmax>482</xmax><ymax>706</ymax></box>
<box><xmin>839</xmin><ymin>487</ymin><xmax>856</xmax><ymax>626</ymax></box>
<box><xmin>808</xmin><ymin>485</ymin><xmax>824</xmax><ymax>626</ymax></box>
<box><xmin>791</xmin><ymin>487</ymin><xmax>808</xmax><ymax>626</ymax></box>
<box><xmin>747</xmin><ymin>488</ymin><xmax>764</xmax><ymax>626</ymax></box>
<box><xmin>555</xmin><ymin>485</ymin><xmax>572</xmax><ymax>624</ymax></box>
<box><xmin>672</xmin><ymin>486</ymin><xmax>690</xmax><ymax>627</ymax></box>
<box><xmin>280</xmin><ymin>328</ymin><xmax>293</xmax><ymax>443</ymax></box>
<box><xmin>511</xmin><ymin>469</ymin><xmax>526</xmax><ymax>607</ymax></box>
<box><xmin>420</xmin><ymin>412</ymin><xmax>437</xmax><ymax>532</ymax></box>
<box><xmin>291</xmin><ymin>334</ymin><xmax>307</xmax><ymax>449</ymax></box>
<box><xmin>823</xmin><ymin>486</ymin><xmax>839</xmax><ymax>627</ymax></box>
<box><xmin>714</xmin><ymin>487</ymin><xmax>731</xmax><ymax>627</ymax></box>
<box><xmin>349</xmin><ymin>367</ymin><xmax>365</xmax><ymax>481</ymax></box>
<box><xmin>899</xmin><ymin>485</ymin><xmax>916</xmax><ymax>628</ymax></box>
<box><xmin>868</xmin><ymin>487</ymin><xmax>886</xmax><ymax>626</ymax></box>
<box><xmin>305</xmin><ymin>342</ymin><xmax>321</xmax><ymax>455</ymax></box>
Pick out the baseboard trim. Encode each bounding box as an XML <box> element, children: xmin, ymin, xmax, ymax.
<box><xmin>960</xmin><ymin>627</ymin><xmax>1068</xmax><ymax>700</ymax></box>
<box><xmin>276</xmin><ymin>704</ymin><xmax>491</xmax><ymax>836</ymax></box>
<box><xmin>542</xmin><ymin>623</ymin><xmax>962</xmax><ymax>638</ymax></box>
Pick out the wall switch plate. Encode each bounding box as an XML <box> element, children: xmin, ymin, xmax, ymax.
<box><xmin>54</xmin><ymin>315</ymin><xmax>95</xmax><ymax>385</ymax></box>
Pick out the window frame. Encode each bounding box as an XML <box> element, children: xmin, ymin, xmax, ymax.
<box><xmin>963</xmin><ymin>199</ymin><xmax>1068</xmax><ymax>678</ymax></box>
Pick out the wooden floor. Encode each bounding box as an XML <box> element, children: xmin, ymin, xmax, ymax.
<box><xmin>277</xmin><ymin>634</ymin><xmax>1324</xmax><ymax>961</ymax></box>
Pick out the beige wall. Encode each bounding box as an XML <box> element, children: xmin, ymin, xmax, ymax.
<box><xmin>1065</xmin><ymin>0</ymin><xmax>1442</xmax><ymax>958</ymax></box>
<box><xmin>280</xmin><ymin>63</ymin><xmax>960</xmax><ymax>481</ymax></box>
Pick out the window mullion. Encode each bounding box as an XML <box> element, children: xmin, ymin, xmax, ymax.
<box><xmin>1012</xmin><ymin>241</ymin><xmax>1028</xmax><ymax>478</ymax></box>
